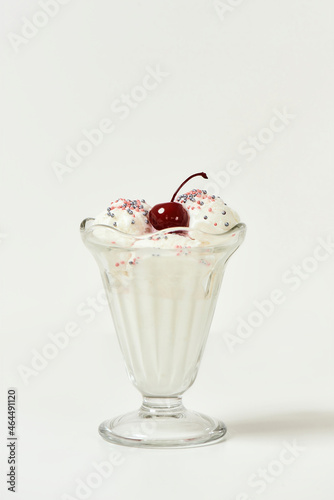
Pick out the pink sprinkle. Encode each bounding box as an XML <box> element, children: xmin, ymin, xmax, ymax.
<box><xmin>214</xmin><ymin>223</ymin><xmax>217</xmax><ymax>226</ymax></box>
<box><xmin>208</xmin><ymin>208</ymin><xmax>212</xmax><ymax>212</ymax></box>
<box><xmin>115</xmin><ymin>263</ymin><xmax>120</xmax><ymax>267</ymax></box>
<box><xmin>120</xmin><ymin>261</ymin><xmax>125</xmax><ymax>264</ymax></box>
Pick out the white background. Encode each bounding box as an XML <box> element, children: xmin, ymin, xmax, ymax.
<box><xmin>1</xmin><ymin>0</ymin><xmax>334</xmax><ymax>499</ymax></box>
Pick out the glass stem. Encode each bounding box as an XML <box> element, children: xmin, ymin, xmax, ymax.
<box><xmin>141</xmin><ymin>396</ymin><xmax>184</xmax><ymax>416</ymax></box>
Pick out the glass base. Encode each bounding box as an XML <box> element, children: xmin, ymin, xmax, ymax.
<box><xmin>98</xmin><ymin>397</ymin><xmax>227</xmax><ymax>448</ymax></box>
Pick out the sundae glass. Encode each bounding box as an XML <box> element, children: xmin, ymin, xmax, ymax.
<box><xmin>81</xmin><ymin>173</ymin><xmax>246</xmax><ymax>448</ymax></box>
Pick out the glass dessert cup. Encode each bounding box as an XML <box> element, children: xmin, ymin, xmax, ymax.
<box><xmin>81</xmin><ymin>219</ymin><xmax>246</xmax><ymax>448</ymax></box>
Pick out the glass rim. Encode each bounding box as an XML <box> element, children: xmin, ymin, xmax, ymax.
<box><xmin>80</xmin><ymin>217</ymin><xmax>246</xmax><ymax>251</ymax></box>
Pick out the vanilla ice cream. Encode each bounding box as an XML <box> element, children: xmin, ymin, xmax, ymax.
<box><xmin>94</xmin><ymin>198</ymin><xmax>153</xmax><ymax>235</ymax></box>
<box><xmin>176</xmin><ymin>189</ymin><xmax>240</xmax><ymax>234</ymax></box>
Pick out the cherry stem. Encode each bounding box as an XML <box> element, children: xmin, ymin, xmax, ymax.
<box><xmin>170</xmin><ymin>172</ymin><xmax>208</xmax><ymax>202</ymax></box>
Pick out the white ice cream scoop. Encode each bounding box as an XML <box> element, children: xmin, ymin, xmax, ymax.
<box><xmin>94</xmin><ymin>198</ymin><xmax>153</xmax><ymax>235</ymax></box>
<box><xmin>176</xmin><ymin>189</ymin><xmax>240</xmax><ymax>234</ymax></box>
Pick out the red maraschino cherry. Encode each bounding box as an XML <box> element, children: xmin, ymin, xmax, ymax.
<box><xmin>149</xmin><ymin>172</ymin><xmax>208</xmax><ymax>230</ymax></box>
